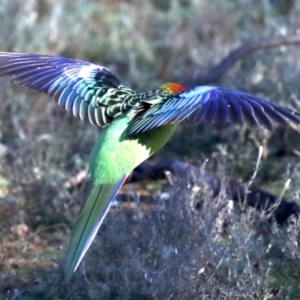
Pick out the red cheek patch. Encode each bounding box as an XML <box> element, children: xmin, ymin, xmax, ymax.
<box><xmin>159</xmin><ymin>82</ymin><xmax>186</xmax><ymax>94</ymax></box>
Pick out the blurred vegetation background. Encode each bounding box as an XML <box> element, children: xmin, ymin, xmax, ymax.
<box><xmin>0</xmin><ymin>0</ymin><xmax>300</xmax><ymax>299</ymax></box>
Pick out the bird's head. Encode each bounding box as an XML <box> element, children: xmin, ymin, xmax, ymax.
<box><xmin>159</xmin><ymin>82</ymin><xmax>186</xmax><ymax>94</ymax></box>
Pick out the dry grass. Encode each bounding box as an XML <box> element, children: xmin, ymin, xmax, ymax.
<box><xmin>0</xmin><ymin>0</ymin><xmax>300</xmax><ymax>299</ymax></box>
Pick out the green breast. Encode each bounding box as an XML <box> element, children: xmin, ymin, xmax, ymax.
<box><xmin>89</xmin><ymin>116</ymin><xmax>177</xmax><ymax>184</ymax></box>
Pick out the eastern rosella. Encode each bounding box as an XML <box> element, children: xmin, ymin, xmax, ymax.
<box><xmin>0</xmin><ymin>52</ymin><xmax>299</xmax><ymax>280</ymax></box>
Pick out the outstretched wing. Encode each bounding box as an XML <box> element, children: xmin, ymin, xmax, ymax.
<box><xmin>125</xmin><ymin>86</ymin><xmax>300</xmax><ymax>135</ymax></box>
<box><xmin>0</xmin><ymin>52</ymin><xmax>124</xmax><ymax>126</ymax></box>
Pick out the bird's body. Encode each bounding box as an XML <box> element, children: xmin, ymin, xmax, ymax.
<box><xmin>0</xmin><ymin>52</ymin><xmax>299</xmax><ymax>280</ymax></box>
<box><xmin>66</xmin><ymin>117</ymin><xmax>177</xmax><ymax>277</ymax></box>
<box><xmin>90</xmin><ymin>117</ymin><xmax>177</xmax><ymax>184</ymax></box>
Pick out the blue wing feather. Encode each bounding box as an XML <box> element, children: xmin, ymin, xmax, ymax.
<box><xmin>243</xmin><ymin>100</ymin><xmax>260</xmax><ymax>127</ymax></box>
<box><xmin>204</xmin><ymin>97</ymin><xmax>219</xmax><ymax>123</ymax></box>
<box><xmin>243</xmin><ymin>98</ymin><xmax>273</xmax><ymax>129</ymax></box>
<box><xmin>1</xmin><ymin>53</ymin><xmax>299</xmax><ymax>134</ymax></box>
<box><xmin>213</xmin><ymin>97</ymin><xmax>228</xmax><ymax>125</ymax></box>
<box><xmin>125</xmin><ymin>86</ymin><xmax>300</xmax><ymax>135</ymax></box>
<box><xmin>0</xmin><ymin>52</ymin><xmax>122</xmax><ymax>125</ymax></box>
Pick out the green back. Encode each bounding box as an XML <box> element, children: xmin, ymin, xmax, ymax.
<box><xmin>89</xmin><ymin>116</ymin><xmax>177</xmax><ymax>184</ymax></box>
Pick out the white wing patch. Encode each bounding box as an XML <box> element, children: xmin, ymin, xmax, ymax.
<box><xmin>184</xmin><ymin>86</ymin><xmax>216</xmax><ymax>97</ymax></box>
<box><xmin>77</xmin><ymin>65</ymin><xmax>98</xmax><ymax>79</ymax></box>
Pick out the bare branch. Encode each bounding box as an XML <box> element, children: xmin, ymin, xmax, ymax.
<box><xmin>190</xmin><ymin>34</ymin><xmax>300</xmax><ymax>86</ymax></box>
<box><xmin>130</xmin><ymin>157</ymin><xmax>300</xmax><ymax>224</ymax></box>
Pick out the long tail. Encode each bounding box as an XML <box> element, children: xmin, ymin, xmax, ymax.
<box><xmin>64</xmin><ymin>176</ymin><xmax>127</xmax><ymax>280</ymax></box>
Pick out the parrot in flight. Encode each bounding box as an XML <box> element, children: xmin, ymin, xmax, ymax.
<box><xmin>0</xmin><ymin>52</ymin><xmax>299</xmax><ymax>280</ymax></box>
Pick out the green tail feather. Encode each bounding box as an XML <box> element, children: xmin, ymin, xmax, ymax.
<box><xmin>64</xmin><ymin>177</ymin><xmax>126</xmax><ymax>280</ymax></box>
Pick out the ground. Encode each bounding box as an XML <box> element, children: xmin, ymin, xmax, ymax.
<box><xmin>0</xmin><ymin>0</ymin><xmax>300</xmax><ymax>299</ymax></box>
